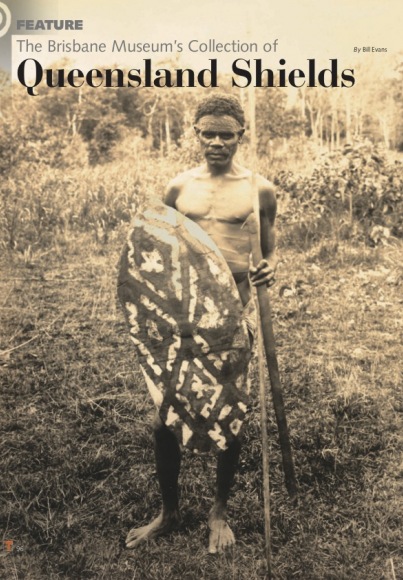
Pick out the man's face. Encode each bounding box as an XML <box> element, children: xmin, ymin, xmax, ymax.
<box><xmin>195</xmin><ymin>115</ymin><xmax>244</xmax><ymax>171</ymax></box>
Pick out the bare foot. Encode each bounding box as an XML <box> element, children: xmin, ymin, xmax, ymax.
<box><xmin>126</xmin><ymin>512</ymin><xmax>180</xmax><ymax>548</ymax></box>
<box><xmin>208</xmin><ymin>512</ymin><xmax>235</xmax><ymax>553</ymax></box>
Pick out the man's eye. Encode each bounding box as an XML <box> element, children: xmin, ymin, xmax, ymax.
<box><xmin>200</xmin><ymin>131</ymin><xmax>237</xmax><ymax>140</ymax></box>
<box><xmin>201</xmin><ymin>132</ymin><xmax>215</xmax><ymax>140</ymax></box>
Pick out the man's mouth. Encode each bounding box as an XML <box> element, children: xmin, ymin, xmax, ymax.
<box><xmin>207</xmin><ymin>152</ymin><xmax>226</xmax><ymax>159</ymax></box>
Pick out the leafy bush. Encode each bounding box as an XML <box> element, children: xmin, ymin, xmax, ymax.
<box><xmin>274</xmin><ymin>141</ymin><xmax>403</xmax><ymax>246</ymax></box>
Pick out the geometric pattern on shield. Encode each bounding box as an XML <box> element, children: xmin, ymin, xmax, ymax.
<box><xmin>117</xmin><ymin>196</ymin><xmax>251</xmax><ymax>453</ymax></box>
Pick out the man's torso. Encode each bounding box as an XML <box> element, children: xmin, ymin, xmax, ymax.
<box><xmin>173</xmin><ymin>167</ymin><xmax>254</xmax><ymax>304</ymax></box>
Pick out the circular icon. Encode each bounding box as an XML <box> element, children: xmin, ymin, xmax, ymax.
<box><xmin>0</xmin><ymin>2</ymin><xmax>11</xmax><ymax>38</ymax></box>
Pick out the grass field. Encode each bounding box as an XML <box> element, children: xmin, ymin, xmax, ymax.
<box><xmin>1</xmin><ymin>225</ymin><xmax>402</xmax><ymax>579</ymax></box>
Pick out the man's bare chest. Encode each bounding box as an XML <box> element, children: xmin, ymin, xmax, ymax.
<box><xmin>175</xmin><ymin>178</ymin><xmax>253</xmax><ymax>223</ymax></box>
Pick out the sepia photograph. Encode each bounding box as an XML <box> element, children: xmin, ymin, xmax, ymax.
<box><xmin>1</xmin><ymin>0</ymin><xmax>402</xmax><ymax>578</ymax></box>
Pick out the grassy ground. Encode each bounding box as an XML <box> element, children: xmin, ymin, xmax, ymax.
<box><xmin>1</xmin><ymin>230</ymin><xmax>402</xmax><ymax>579</ymax></box>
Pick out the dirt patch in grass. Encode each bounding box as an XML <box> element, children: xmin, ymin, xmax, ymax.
<box><xmin>1</xmin><ymin>236</ymin><xmax>402</xmax><ymax>579</ymax></box>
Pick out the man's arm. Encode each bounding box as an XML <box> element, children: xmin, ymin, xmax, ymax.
<box><xmin>249</xmin><ymin>183</ymin><xmax>278</xmax><ymax>288</ymax></box>
<box><xmin>165</xmin><ymin>170</ymin><xmax>191</xmax><ymax>209</ymax></box>
<box><xmin>164</xmin><ymin>181</ymin><xmax>180</xmax><ymax>209</ymax></box>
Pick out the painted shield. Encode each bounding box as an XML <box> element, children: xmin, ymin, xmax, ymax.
<box><xmin>117</xmin><ymin>196</ymin><xmax>251</xmax><ymax>453</ymax></box>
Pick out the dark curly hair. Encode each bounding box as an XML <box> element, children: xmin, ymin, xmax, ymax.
<box><xmin>194</xmin><ymin>93</ymin><xmax>245</xmax><ymax>126</ymax></box>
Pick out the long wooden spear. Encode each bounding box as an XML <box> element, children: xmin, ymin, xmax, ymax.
<box><xmin>247</xmin><ymin>88</ymin><xmax>298</xmax><ymax>501</ymax></box>
<box><xmin>252</xmin><ymin>269</ymin><xmax>273</xmax><ymax>578</ymax></box>
<box><xmin>247</xmin><ymin>214</ymin><xmax>298</xmax><ymax>499</ymax></box>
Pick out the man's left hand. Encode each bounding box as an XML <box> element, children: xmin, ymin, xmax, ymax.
<box><xmin>249</xmin><ymin>260</ymin><xmax>276</xmax><ymax>287</ymax></box>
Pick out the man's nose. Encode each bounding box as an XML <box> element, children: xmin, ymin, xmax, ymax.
<box><xmin>211</xmin><ymin>135</ymin><xmax>224</xmax><ymax>146</ymax></box>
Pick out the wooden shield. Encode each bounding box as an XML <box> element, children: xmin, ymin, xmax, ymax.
<box><xmin>117</xmin><ymin>196</ymin><xmax>251</xmax><ymax>453</ymax></box>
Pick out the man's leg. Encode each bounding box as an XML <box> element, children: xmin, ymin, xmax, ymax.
<box><xmin>208</xmin><ymin>437</ymin><xmax>241</xmax><ymax>553</ymax></box>
<box><xmin>126</xmin><ymin>414</ymin><xmax>181</xmax><ymax>548</ymax></box>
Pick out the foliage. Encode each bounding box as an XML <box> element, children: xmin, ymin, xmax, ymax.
<box><xmin>0</xmin><ymin>147</ymin><xmax>195</xmax><ymax>252</ymax></box>
<box><xmin>255</xmin><ymin>88</ymin><xmax>306</xmax><ymax>154</ymax></box>
<box><xmin>274</xmin><ymin>141</ymin><xmax>403</xmax><ymax>247</ymax></box>
<box><xmin>298</xmin><ymin>54</ymin><xmax>403</xmax><ymax>150</ymax></box>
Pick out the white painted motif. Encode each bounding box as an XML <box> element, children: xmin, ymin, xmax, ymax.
<box><xmin>208</xmin><ymin>423</ymin><xmax>227</xmax><ymax>450</ymax></box>
<box><xmin>140</xmin><ymin>365</ymin><xmax>163</xmax><ymax>406</ymax></box>
<box><xmin>140</xmin><ymin>249</ymin><xmax>164</xmax><ymax>273</ymax></box>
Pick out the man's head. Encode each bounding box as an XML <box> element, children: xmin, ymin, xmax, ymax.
<box><xmin>194</xmin><ymin>94</ymin><xmax>245</xmax><ymax>127</ymax></box>
<box><xmin>194</xmin><ymin>94</ymin><xmax>245</xmax><ymax>172</ymax></box>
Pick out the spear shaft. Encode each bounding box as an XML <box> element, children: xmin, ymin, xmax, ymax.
<box><xmin>247</xmin><ymin>214</ymin><xmax>298</xmax><ymax>499</ymax></box>
<box><xmin>247</xmin><ymin>85</ymin><xmax>297</xmax><ymax>500</ymax></box>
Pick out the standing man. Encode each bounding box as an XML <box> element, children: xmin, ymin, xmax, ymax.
<box><xmin>126</xmin><ymin>93</ymin><xmax>277</xmax><ymax>553</ymax></box>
